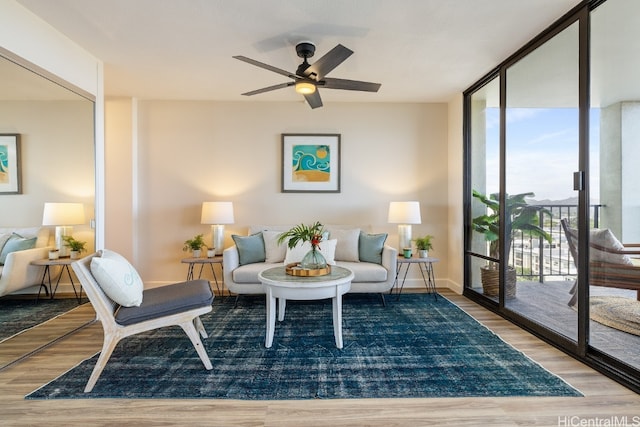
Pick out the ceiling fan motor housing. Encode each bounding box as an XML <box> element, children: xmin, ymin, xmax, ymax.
<box><xmin>296</xmin><ymin>42</ymin><xmax>316</xmax><ymax>59</ymax></box>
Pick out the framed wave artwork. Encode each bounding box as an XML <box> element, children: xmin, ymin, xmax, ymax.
<box><xmin>0</xmin><ymin>134</ymin><xmax>21</xmax><ymax>195</ymax></box>
<box><xmin>281</xmin><ymin>133</ymin><xmax>341</xmax><ymax>193</ymax></box>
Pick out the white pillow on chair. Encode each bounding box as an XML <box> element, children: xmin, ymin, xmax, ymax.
<box><xmin>90</xmin><ymin>249</ymin><xmax>144</xmax><ymax>307</ymax></box>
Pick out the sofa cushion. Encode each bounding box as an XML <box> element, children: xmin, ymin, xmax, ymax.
<box><xmin>330</xmin><ymin>228</ymin><xmax>360</xmax><ymax>262</ymax></box>
<box><xmin>0</xmin><ymin>234</ymin><xmax>37</xmax><ymax>265</ymax></box>
<box><xmin>262</xmin><ymin>230</ymin><xmax>287</xmax><ymax>263</ymax></box>
<box><xmin>90</xmin><ymin>249</ymin><xmax>144</xmax><ymax>307</ymax></box>
<box><xmin>232</xmin><ymin>262</ymin><xmax>269</xmax><ymax>284</ymax></box>
<box><xmin>0</xmin><ymin>233</ymin><xmax>12</xmax><ymax>254</ymax></box>
<box><xmin>359</xmin><ymin>232</ymin><xmax>388</xmax><ymax>264</ymax></box>
<box><xmin>335</xmin><ymin>261</ymin><xmax>388</xmax><ymax>282</ymax></box>
<box><xmin>232</xmin><ymin>232</ymin><xmax>266</xmax><ymax>265</ymax></box>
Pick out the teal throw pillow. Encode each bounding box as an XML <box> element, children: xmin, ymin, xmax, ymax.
<box><xmin>0</xmin><ymin>234</ymin><xmax>37</xmax><ymax>265</ymax></box>
<box><xmin>232</xmin><ymin>232</ymin><xmax>266</xmax><ymax>265</ymax></box>
<box><xmin>359</xmin><ymin>232</ymin><xmax>388</xmax><ymax>264</ymax></box>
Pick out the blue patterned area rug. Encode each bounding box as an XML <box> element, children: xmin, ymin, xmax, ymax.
<box><xmin>26</xmin><ymin>293</ymin><xmax>581</xmax><ymax>399</ymax></box>
<box><xmin>0</xmin><ymin>297</ymin><xmax>88</xmax><ymax>342</ymax></box>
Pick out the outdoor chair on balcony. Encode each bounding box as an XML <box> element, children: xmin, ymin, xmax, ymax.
<box><xmin>561</xmin><ymin>218</ymin><xmax>640</xmax><ymax>307</ymax></box>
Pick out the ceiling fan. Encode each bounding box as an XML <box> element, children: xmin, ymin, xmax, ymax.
<box><xmin>233</xmin><ymin>42</ymin><xmax>381</xmax><ymax>109</ymax></box>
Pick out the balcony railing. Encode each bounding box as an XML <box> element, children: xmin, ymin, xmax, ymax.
<box><xmin>510</xmin><ymin>204</ymin><xmax>602</xmax><ymax>283</ymax></box>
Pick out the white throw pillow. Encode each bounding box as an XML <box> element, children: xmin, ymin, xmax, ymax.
<box><xmin>90</xmin><ymin>249</ymin><xmax>144</xmax><ymax>307</ymax></box>
<box><xmin>284</xmin><ymin>239</ymin><xmax>337</xmax><ymax>266</ymax></box>
<box><xmin>263</xmin><ymin>230</ymin><xmax>287</xmax><ymax>263</ymax></box>
<box><xmin>590</xmin><ymin>228</ymin><xmax>634</xmax><ymax>265</ymax></box>
<box><xmin>330</xmin><ymin>228</ymin><xmax>361</xmax><ymax>262</ymax></box>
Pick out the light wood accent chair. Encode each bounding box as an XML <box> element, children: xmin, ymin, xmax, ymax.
<box><xmin>561</xmin><ymin>218</ymin><xmax>640</xmax><ymax>307</ymax></box>
<box><xmin>72</xmin><ymin>253</ymin><xmax>214</xmax><ymax>392</ymax></box>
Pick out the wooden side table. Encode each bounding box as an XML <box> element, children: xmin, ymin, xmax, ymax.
<box><xmin>394</xmin><ymin>255</ymin><xmax>439</xmax><ymax>300</ymax></box>
<box><xmin>181</xmin><ymin>256</ymin><xmax>223</xmax><ymax>296</ymax></box>
<box><xmin>30</xmin><ymin>257</ymin><xmax>83</xmax><ymax>303</ymax></box>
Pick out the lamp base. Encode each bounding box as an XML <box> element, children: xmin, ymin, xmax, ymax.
<box><xmin>212</xmin><ymin>224</ymin><xmax>225</xmax><ymax>255</ymax></box>
<box><xmin>55</xmin><ymin>225</ymin><xmax>73</xmax><ymax>257</ymax></box>
<box><xmin>398</xmin><ymin>224</ymin><xmax>412</xmax><ymax>252</ymax></box>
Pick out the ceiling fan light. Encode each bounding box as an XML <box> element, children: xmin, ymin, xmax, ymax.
<box><xmin>295</xmin><ymin>81</ymin><xmax>316</xmax><ymax>94</ymax></box>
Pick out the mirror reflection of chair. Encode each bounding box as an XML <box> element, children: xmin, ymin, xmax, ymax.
<box><xmin>72</xmin><ymin>251</ymin><xmax>214</xmax><ymax>392</ymax></box>
<box><xmin>560</xmin><ymin>219</ymin><xmax>640</xmax><ymax>307</ymax></box>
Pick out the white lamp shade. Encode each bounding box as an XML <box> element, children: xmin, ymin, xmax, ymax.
<box><xmin>42</xmin><ymin>202</ymin><xmax>85</xmax><ymax>226</ymax></box>
<box><xmin>201</xmin><ymin>202</ymin><xmax>234</xmax><ymax>224</ymax></box>
<box><xmin>388</xmin><ymin>201</ymin><xmax>422</xmax><ymax>224</ymax></box>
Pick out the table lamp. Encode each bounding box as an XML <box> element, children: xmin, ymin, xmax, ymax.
<box><xmin>42</xmin><ymin>202</ymin><xmax>85</xmax><ymax>257</ymax></box>
<box><xmin>201</xmin><ymin>202</ymin><xmax>234</xmax><ymax>255</ymax></box>
<box><xmin>388</xmin><ymin>201</ymin><xmax>422</xmax><ymax>252</ymax></box>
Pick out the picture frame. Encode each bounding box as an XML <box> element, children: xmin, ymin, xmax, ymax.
<box><xmin>0</xmin><ymin>134</ymin><xmax>21</xmax><ymax>195</ymax></box>
<box><xmin>282</xmin><ymin>133</ymin><xmax>341</xmax><ymax>193</ymax></box>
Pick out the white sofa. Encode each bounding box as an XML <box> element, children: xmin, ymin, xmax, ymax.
<box><xmin>0</xmin><ymin>227</ymin><xmax>51</xmax><ymax>297</ymax></box>
<box><xmin>223</xmin><ymin>225</ymin><xmax>398</xmax><ymax>304</ymax></box>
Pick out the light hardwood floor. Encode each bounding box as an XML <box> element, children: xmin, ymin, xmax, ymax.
<box><xmin>0</xmin><ymin>290</ymin><xmax>638</xmax><ymax>427</ymax></box>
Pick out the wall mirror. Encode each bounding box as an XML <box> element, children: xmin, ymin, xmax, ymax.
<box><xmin>0</xmin><ymin>51</ymin><xmax>96</xmax><ymax>370</ymax></box>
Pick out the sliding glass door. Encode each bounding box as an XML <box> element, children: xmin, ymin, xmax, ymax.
<box><xmin>503</xmin><ymin>21</ymin><xmax>580</xmax><ymax>341</ymax></box>
<box><xmin>464</xmin><ymin>0</ymin><xmax>640</xmax><ymax>392</ymax></box>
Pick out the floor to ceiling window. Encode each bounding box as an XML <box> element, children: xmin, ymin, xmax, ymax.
<box><xmin>588</xmin><ymin>0</ymin><xmax>640</xmax><ymax>372</ymax></box>
<box><xmin>464</xmin><ymin>0</ymin><xmax>640</xmax><ymax>392</ymax></box>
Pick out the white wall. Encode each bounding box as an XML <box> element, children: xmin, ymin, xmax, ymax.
<box><xmin>105</xmin><ymin>99</ymin><xmax>453</xmax><ymax>289</ymax></box>
<box><xmin>447</xmin><ymin>94</ymin><xmax>464</xmax><ymax>293</ymax></box>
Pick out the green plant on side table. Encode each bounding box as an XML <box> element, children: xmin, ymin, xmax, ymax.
<box><xmin>414</xmin><ymin>235</ymin><xmax>434</xmax><ymax>258</ymax></box>
<box><xmin>183</xmin><ymin>234</ymin><xmax>207</xmax><ymax>258</ymax></box>
<box><xmin>62</xmin><ymin>236</ymin><xmax>87</xmax><ymax>260</ymax></box>
<box><xmin>471</xmin><ymin>190</ymin><xmax>552</xmax><ymax>298</ymax></box>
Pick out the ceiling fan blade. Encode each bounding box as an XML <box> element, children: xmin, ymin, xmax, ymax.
<box><xmin>233</xmin><ymin>55</ymin><xmax>299</xmax><ymax>80</ymax></box>
<box><xmin>321</xmin><ymin>77</ymin><xmax>381</xmax><ymax>92</ymax></box>
<box><xmin>304</xmin><ymin>44</ymin><xmax>353</xmax><ymax>80</ymax></box>
<box><xmin>241</xmin><ymin>82</ymin><xmax>294</xmax><ymax>96</ymax></box>
<box><xmin>304</xmin><ymin>90</ymin><xmax>323</xmax><ymax>109</ymax></box>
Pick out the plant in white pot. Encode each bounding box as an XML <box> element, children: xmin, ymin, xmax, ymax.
<box><xmin>183</xmin><ymin>234</ymin><xmax>207</xmax><ymax>258</ymax></box>
<box><xmin>471</xmin><ymin>190</ymin><xmax>552</xmax><ymax>298</ymax></box>
<box><xmin>414</xmin><ymin>235</ymin><xmax>434</xmax><ymax>258</ymax></box>
<box><xmin>62</xmin><ymin>236</ymin><xmax>87</xmax><ymax>259</ymax></box>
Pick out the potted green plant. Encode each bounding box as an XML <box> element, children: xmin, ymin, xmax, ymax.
<box><xmin>414</xmin><ymin>235</ymin><xmax>434</xmax><ymax>258</ymax></box>
<box><xmin>62</xmin><ymin>235</ymin><xmax>87</xmax><ymax>259</ymax></box>
<box><xmin>183</xmin><ymin>234</ymin><xmax>207</xmax><ymax>258</ymax></box>
<box><xmin>471</xmin><ymin>190</ymin><xmax>552</xmax><ymax>298</ymax></box>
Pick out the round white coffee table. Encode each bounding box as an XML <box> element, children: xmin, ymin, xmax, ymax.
<box><xmin>258</xmin><ymin>265</ymin><xmax>354</xmax><ymax>349</ymax></box>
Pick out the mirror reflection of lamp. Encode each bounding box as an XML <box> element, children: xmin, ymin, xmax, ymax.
<box><xmin>388</xmin><ymin>201</ymin><xmax>422</xmax><ymax>252</ymax></box>
<box><xmin>200</xmin><ymin>202</ymin><xmax>234</xmax><ymax>256</ymax></box>
<box><xmin>42</xmin><ymin>202</ymin><xmax>85</xmax><ymax>257</ymax></box>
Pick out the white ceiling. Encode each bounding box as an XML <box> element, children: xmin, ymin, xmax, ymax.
<box><xmin>13</xmin><ymin>0</ymin><xmax>583</xmax><ymax>104</ymax></box>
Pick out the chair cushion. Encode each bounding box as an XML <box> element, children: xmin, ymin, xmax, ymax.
<box><xmin>232</xmin><ymin>232</ymin><xmax>266</xmax><ymax>265</ymax></box>
<box><xmin>115</xmin><ymin>279</ymin><xmax>213</xmax><ymax>326</ymax></box>
<box><xmin>590</xmin><ymin>228</ymin><xmax>634</xmax><ymax>266</ymax></box>
<box><xmin>90</xmin><ymin>249</ymin><xmax>144</xmax><ymax>307</ymax></box>
<box><xmin>359</xmin><ymin>232</ymin><xmax>388</xmax><ymax>264</ymax></box>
